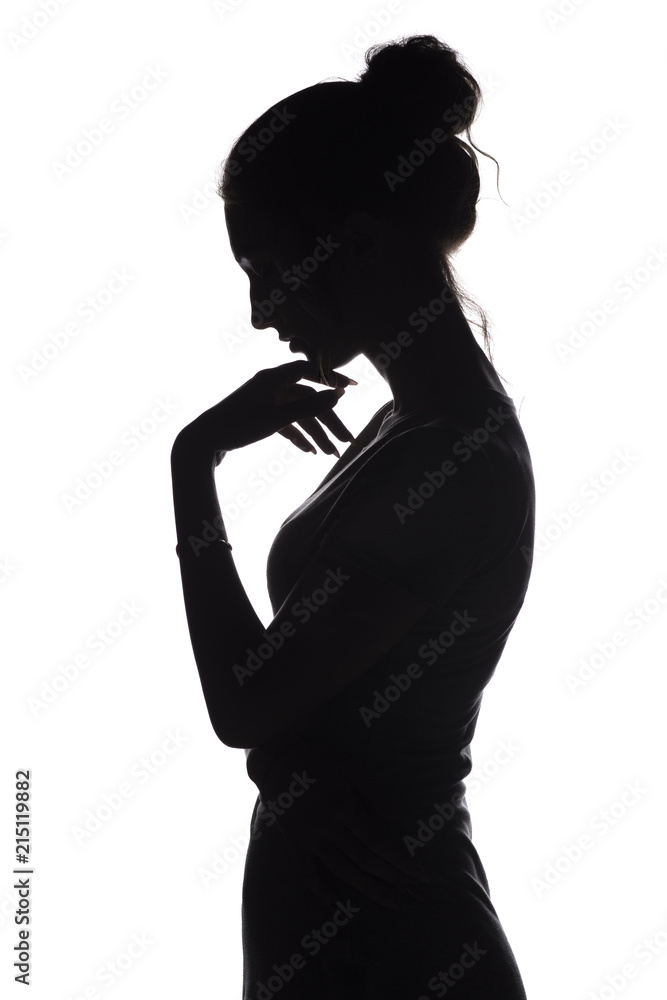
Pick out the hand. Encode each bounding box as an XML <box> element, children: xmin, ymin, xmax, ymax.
<box><xmin>258</xmin><ymin>751</ymin><xmax>431</xmax><ymax>912</ymax></box>
<box><xmin>173</xmin><ymin>360</ymin><xmax>357</xmax><ymax>468</ymax></box>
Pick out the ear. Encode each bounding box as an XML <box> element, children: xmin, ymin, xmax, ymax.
<box><xmin>339</xmin><ymin>210</ymin><xmax>386</xmax><ymax>268</ymax></box>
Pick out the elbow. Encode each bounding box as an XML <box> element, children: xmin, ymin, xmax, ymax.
<box><xmin>213</xmin><ymin>714</ymin><xmax>275</xmax><ymax>750</ymax></box>
<box><xmin>211</xmin><ymin>712</ymin><xmax>254</xmax><ymax>749</ymax></box>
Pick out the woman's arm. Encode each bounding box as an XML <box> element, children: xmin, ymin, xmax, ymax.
<box><xmin>171</xmin><ymin>439</ymin><xmax>433</xmax><ymax>749</ymax></box>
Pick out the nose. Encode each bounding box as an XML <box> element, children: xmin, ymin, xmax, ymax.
<box><xmin>248</xmin><ymin>279</ymin><xmax>279</xmax><ymax>331</ymax></box>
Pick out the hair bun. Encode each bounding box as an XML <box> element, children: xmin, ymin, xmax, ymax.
<box><xmin>357</xmin><ymin>34</ymin><xmax>480</xmax><ymax>136</ymax></box>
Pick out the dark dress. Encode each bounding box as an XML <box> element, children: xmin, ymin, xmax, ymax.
<box><xmin>241</xmin><ymin>387</ymin><xmax>535</xmax><ymax>999</ymax></box>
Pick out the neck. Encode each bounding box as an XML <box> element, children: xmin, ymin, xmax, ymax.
<box><xmin>361</xmin><ymin>290</ymin><xmax>499</xmax><ymax>419</ymax></box>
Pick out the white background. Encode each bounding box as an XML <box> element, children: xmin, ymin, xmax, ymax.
<box><xmin>2</xmin><ymin>1</ymin><xmax>666</xmax><ymax>998</ymax></box>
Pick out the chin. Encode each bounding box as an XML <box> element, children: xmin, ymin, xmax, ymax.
<box><xmin>288</xmin><ymin>338</ymin><xmax>311</xmax><ymax>356</ymax></box>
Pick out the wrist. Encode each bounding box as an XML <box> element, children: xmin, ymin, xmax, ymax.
<box><xmin>171</xmin><ymin>430</ymin><xmax>226</xmax><ymax>474</ymax></box>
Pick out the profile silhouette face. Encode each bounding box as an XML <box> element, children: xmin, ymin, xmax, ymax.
<box><xmin>224</xmin><ymin>198</ymin><xmax>432</xmax><ymax>377</ymax></box>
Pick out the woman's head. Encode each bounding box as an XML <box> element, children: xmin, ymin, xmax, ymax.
<box><xmin>220</xmin><ymin>34</ymin><xmax>500</xmax><ymax>382</ymax></box>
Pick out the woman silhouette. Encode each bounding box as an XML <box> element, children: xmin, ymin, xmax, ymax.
<box><xmin>171</xmin><ymin>34</ymin><xmax>535</xmax><ymax>999</ymax></box>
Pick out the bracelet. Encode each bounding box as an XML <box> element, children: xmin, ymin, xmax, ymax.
<box><xmin>175</xmin><ymin>537</ymin><xmax>233</xmax><ymax>558</ymax></box>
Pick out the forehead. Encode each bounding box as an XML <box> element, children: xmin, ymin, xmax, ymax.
<box><xmin>224</xmin><ymin>202</ymin><xmax>275</xmax><ymax>257</ymax></box>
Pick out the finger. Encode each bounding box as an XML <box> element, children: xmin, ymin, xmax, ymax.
<box><xmin>259</xmin><ymin>360</ymin><xmax>357</xmax><ymax>389</ymax></box>
<box><xmin>277</xmin><ymin>427</ymin><xmax>317</xmax><ymax>454</ymax></box>
<box><xmin>295</xmin><ymin>416</ymin><xmax>342</xmax><ymax>457</ymax></box>
<box><xmin>315</xmin><ymin>408</ymin><xmax>357</xmax><ymax>444</ymax></box>
<box><xmin>275</xmin><ymin>387</ymin><xmax>344</xmax><ymax>428</ymax></box>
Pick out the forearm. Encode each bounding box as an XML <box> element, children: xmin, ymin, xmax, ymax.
<box><xmin>171</xmin><ymin>441</ymin><xmax>267</xmax><ymax>744</ymax></box>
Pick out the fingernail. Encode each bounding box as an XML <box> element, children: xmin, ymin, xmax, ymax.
<box><xmin>333</xmin><ymin>386</ymin><xmax>345</xmax><ymax>397</ymax></box>
<box><xmin>330</xmin><ymin>446</ymin><xmax>340</xmax><ymax>458</ymax></box>
<box><xmin>347</xmin><ymin>378</ymin><xmax>358</xmax><ymax>385</ymax></box>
